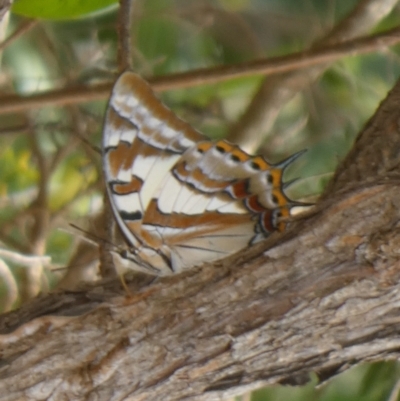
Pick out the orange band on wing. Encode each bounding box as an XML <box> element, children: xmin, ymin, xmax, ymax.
<box><xmin>112</xmin><ymin>177</ymin><xmax>143</xmax><ymax>194</ymax></box>
<box><xmin>143</xmin><ymin>199</ymin><xmax>251</xmax><ymax>230</ymax></box>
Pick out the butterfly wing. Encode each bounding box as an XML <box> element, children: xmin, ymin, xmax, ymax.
<box><xmin>102</xmin><ymin>72</ymin><xmax>204</xmax><ymax>272</ymax></box>
<box><xmin>103</xmin><ymin>71</ymin><xmax>300</xmax><ymax>275</ymax></box>
<box><xmin>140</xmin><ymin>139</ymin><xmax>295</xmax><ymax>272</ymax></box>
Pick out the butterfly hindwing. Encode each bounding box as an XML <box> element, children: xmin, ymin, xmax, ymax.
<box><xmin>139</xmin><ymin>140</ymin><xmax>294</xmax><ymax>272</ymax></box>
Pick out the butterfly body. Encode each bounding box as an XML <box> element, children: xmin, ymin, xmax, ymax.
<box><xmin>103</xmin><ymin>71</ymin><xmax>301</xmax><ymax>275</ymax></box>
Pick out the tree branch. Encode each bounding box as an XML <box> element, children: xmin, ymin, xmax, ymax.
<box><xmin>0</xmin><ymin>27</ymin><xmax>399</xmax><ymax>115</ymax></box>
<box><xmin>227</xmin><ymin>0</ymin><xmax>399</xmax><ymax>151</ymax></box>
<box><xmin>117</xmin><ymin>0</ymin><xmax>134</xmax><ymax>71</ymax></box>
<box><xmin>0</xmin><ymin>18</ymin><xmax>37</xmax><ymax>52</ymax></box>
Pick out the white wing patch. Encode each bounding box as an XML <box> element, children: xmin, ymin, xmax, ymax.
<box><xmin>120</xmin><ymin>127</ymin><xmax>138</xmax><ymax>144</ymax></box>
<box><xmin>131</xmin><ymin>155</ymin><xmax>158</xmax><ymax>180</ymax></box>
<box><xmin>114</xmin><ymin>192</ymin><xmax>142</xmax><ymax>216</ymax></box>
<box><xmin>116</xmin><ymin>167</ymin><xmax>133</xmax><ymax>183</ymax></box>
<box><xmin>140</xmin><ymin>154</ymin><xmax>181</xmax><ymax>210</ymax></box>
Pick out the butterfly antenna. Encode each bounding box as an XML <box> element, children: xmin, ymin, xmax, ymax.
<box><xmin>69</xmin><ymin>223</ymin><xmax>116</xmax><ymax>248</ymax></box>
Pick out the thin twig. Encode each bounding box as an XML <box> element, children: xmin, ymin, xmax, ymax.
<box><xmin>0</xmin><ymin>230</ymin><xmax>31</xmax><ymax>255</ymax></box>
<box><xmin>21</xmin><ymin>131</ymin><xmax>52</xmax><ymax>300</ymax></box>
<box><xmin>227</xmin><ymin>0</ymin><xmax>398</xmax><ymax>150</ymax></box>
<box><xmin>0</xmin><ymin>123</ymin><xmax>29</xmax><ymax>135</ymax></box>
<box><xmin>387</xmin><ymin>378</ymin><xmax>400</xmax><ymax>401</ymax></box>
<box><xmin>99</xmin><ymin>0</ymin><xmax>136</xmax><ymax>280</ymax></box>
<box><xmin>0</xmin><ymin>260</ymin><xmax>18</xmax><ymax>312</ymax></box>
<box><xmin>0</xmin><ymin>26</ymin><xmax>400</xmax><ymax>115</ymax></box>
<box><xmin>28</xmin><ymin>131</ymin><xmax>50</xmax><ymax>254</ymax></box>
<box><xmin>0</xmin><ymin>249</ymin><xmax>51</xmax><ymax>267</ymax></box>
<box><xmin>0</xmin><ymin>19</ymin><xmax>38</xmax><ymax>52</ymax></box>
<box><xmin>99</xmin><ymin>194</ymin><xmax>119</xmax><ymax>279</ymax></box>
<box><xmin>49</xmin><ymin>135</ymin><xmax>80</xmax><ymax>172</ymax></box>
<box><xmin>117</xmin><ymin>0</ymin><xmax>133</xmax><ymax>71</ymax></box>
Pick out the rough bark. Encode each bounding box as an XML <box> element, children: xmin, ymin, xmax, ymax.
<box><xmin>1</xmin><ymin>78</ymin><xmax>400</xmax><ymax>400</ymax></box>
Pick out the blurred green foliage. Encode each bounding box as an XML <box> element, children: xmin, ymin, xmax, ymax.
<box><xmin>245</xmin><ymin>361</ymin><xmax>400</xmax><ymax>401</ymax></box>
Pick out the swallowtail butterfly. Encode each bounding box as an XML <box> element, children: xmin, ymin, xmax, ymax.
<box><xmin>102</xmin><ymin>71</ymin><xmax>303</xmax><ymax>275</ymax></box>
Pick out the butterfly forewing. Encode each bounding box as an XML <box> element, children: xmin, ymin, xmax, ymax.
<box><xmin>102</xmin><ymin>71</ymin><xmax>300</xmax><ymax>275</ymax></box>
<box><xmin>103</xmin><ymin>73</ymin><xmax>203</xmax><ymax>247</ymax></box>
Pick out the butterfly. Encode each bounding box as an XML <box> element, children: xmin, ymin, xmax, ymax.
<box><xmin>102</xmin><ymin>71</ymin><xmax>304</xmax><ymax>275</ymax></box>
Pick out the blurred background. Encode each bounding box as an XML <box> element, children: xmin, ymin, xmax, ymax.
<box><xmin>1</xmin><ymin>0</ymin><xmax>400</xmax><ymax>400</ymax></box>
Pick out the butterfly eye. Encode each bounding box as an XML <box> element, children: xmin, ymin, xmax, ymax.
<box><xmin>120</xmin><ymin>249</ymin><xmax>129</xmax><ymax>259</ymax></box>
<box><xmin>120</xmin><ymin>248</ymin><xmax>139</xmax><ymax>259</ymax></box>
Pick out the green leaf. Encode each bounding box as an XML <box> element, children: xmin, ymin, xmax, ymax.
<box><xmin>12</xmin><ymin>0</ymin><xmax>118</xmax><ymax>20</ymax></box>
